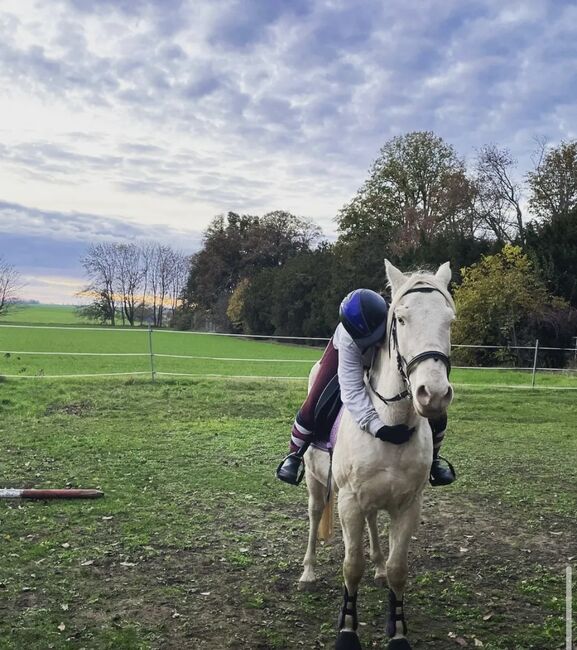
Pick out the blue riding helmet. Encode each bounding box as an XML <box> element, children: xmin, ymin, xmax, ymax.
<box><xmin>339</xmin><ymin>289</ymin><xmax>389</xmax><ymax>349</ymax></box>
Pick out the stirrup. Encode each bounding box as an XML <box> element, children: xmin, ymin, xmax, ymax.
<box><xmin>429</xmin><ymin>455</ymin><xmax>456</xmax><ymax>486</ymax></box>
<box><xmin>276</xmin><ymin>452</ymin><xmax>306</xmax><ymax>485</ymax></box>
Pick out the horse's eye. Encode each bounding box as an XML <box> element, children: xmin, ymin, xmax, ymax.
<box><xmin>397</xmin><ymin>317</ymin><xmax>405</xmax><ymax>326</ymax></box>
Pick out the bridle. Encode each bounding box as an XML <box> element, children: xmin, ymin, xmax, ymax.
<box><xmin>369</xmin><ymin>284</ymin><xmax>452</xmax><ymax>406</ymax></box>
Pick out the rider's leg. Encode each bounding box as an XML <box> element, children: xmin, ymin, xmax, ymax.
<box><xmin>428</xmin><ymin>414</ymin><xmax>456</xmax><ymax>486</ymax></box>
<box><xmin>276</xmin><ymin>338</ymin><xmax>339</xmax><ymax>485</ymax></box>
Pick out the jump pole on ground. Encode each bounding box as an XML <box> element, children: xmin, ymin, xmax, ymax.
<box><xmin>0</xmin><ymin>488</ymin><xmax>104</xmax><ymax>499</ymax></box>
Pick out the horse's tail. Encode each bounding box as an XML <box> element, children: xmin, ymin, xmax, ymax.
<box><xmin>317</xmin><ymin>483</ymin><xmax>335</xmax><ymax>544</ymax></box>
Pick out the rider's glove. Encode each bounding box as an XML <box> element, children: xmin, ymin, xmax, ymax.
<box><xmin>375</xmin><ymin>424</ymin><xmax>415</xmax><ymax>445</ymax></box>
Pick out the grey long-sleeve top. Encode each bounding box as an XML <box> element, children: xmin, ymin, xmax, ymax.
<box><xmin>332</xmin><ymin>323</ymin><xmax>386</xmax><ymax>436</ymax></box>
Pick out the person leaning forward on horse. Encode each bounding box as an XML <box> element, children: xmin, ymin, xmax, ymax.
<box><xmin>276</xmin><ymin>288</ymin><xmax>456</xmax><ymax>487</ymax></box>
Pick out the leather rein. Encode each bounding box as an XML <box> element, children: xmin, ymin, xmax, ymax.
<box><xmin>369</xmin><ymin>285</ymin><xmax>452</xmax><ymax>406</ymax></box>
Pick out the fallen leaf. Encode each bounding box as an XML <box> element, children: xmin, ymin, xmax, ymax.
<box><xmin>474</xmin><ymin>639</ymin><xmax>484</xmax><ymax>647</ymax></box>
<box><xmin>57</xmin><ymin>623</ymin><xmax>66</xmax><ymax>632</ymax></box>
<box><xmin>120</xmin><ymin>562</ymin><xmax>137</xmax><ymax>567</ymax></box>
<box><xmin>80</xmin><ymin>560</ymin><xmax>94</xmax><ymax>566</ymax></box>
<box><xmin>61</xmin><ymin>543</ymin><xmax>70</xmax><ymax>549</ymax></box>
<box><xmin>102</xmin><ymin>516</ymin><xmax>113</xmax><ymax>521</ymax></box>
<box><xmin>200</xmin><ymin>591</ymin><xmax>211</xmax><ymax>596</ymax></box>
<box><xmin>172</xmin><ymin>610</ymin><xmax>181</xmax><ymax>618</ymax></box>
<box><xmin>459</xmin><ymin>547</ymin><xmax>469</xmax><ymax>553</ymax></box>
<box><xmin>482</xmin><ymin>612</ymin><xmax>493</xmax><ymax>621</ymax></box>
<box><xmin>61</xmin><ymin>604</ymin><xmax>69</xmax><ymax>611</ymax></box>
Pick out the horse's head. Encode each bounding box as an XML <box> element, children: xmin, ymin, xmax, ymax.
<box><xmin>385</xmin><ymin>260</ymin><xmax>456</xmax><ymax>419</ymax></box>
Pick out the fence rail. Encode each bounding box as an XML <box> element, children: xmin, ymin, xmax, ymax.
<box><xmin>1</xmin><ymin>324</ymin><xmax>576</xmax><ymax>387</ymax></box>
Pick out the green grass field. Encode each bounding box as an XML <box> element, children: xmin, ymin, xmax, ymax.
<box><xmin>1</xmin><ymin>316</ymin><xmax>577</xmax><ymax>389</ymax></box>
<box><xmin>0</xmin><ymin>376</ymin><xmax>575</xmax><ymax>649</ymax></box>
<box><xmin>1</xmin><ymin>304</ymin><xmax>83</xmax><ymax>325</ymax></box>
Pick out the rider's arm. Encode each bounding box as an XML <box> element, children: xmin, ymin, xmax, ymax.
<box><xmin>333</xmin><ymin>324</ymin><xmax>385</xmax><ymax>436</ymax></box>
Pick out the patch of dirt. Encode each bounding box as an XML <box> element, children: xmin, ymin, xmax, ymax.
<box><xmin>44</xmin><ymin>400</ymin><xmax>93</xmax><ymax>417</ymax></box>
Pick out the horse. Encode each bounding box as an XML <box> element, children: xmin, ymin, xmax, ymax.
<box><xmin>299</xmin><ymin>260</ymin><xmax>456</xmax><ymax>650</ymax></box>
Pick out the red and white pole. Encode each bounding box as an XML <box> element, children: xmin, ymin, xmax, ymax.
<box><xmin>0</xmin><ymin>488</ymin><xmax>103</xmax><ymax>499</ymax></box>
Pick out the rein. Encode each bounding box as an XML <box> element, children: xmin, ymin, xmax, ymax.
<box><xmin>368</xmin><ymin>284</ymin><xmax>452</xmax><ymax>406</ymax></box>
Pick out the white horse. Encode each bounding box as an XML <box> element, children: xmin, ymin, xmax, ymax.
<box><xmin>300</xmin><ymin>260</ymin><xmax>456</xmax><ymax>650</ymax></box>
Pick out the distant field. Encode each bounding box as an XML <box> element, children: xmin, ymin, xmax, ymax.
<box><xmin>1</xmin><ymin>322</ymin><xmax>577</xmax><ymax>389</ymax></box>
<box><xmin>1</xmin><ymin>304</ymin><xmax>82</xmax><ymax>325</ymax></box>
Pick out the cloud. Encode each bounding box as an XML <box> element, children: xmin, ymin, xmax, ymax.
<box><xmin>1</xmin><ymin>0</ymin><xmax>577</xmax><ymax>300</ymax></box>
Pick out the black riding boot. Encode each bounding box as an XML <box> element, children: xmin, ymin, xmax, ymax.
<box><xmin>276</xmin><ymin>444</ymin><xmax>309</xmax><ymax>485</ymax></box>
<box><xmin>429</xmin><ymin>452</ymin><xmax>456</xmax><ymax>486</ymax></box>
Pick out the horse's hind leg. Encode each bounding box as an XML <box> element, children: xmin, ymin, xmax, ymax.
<box><xmin>298</xmin><ymin>471</ymin><xmax>326</xmax><ymax>590</ymax></box>
<box><xmin>385</xmin><ymin>498</ymin><xmax>421</xmax><ymax>647</ymax></box>
<box><xmin>366</xmin><ymin>511</ymin><xmax>387</xmax><ymax>586</ymax></box>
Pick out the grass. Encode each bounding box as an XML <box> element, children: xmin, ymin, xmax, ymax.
<box><xmin>1</xmin><ymin>305</ymin><xmax>82</xmax><ymax>325</ymax></box>
<box><xmin>1</xmin><ymin>322</ymin><xmax>577</xmax><ymax>390</ymax></box>
<box><xmin>0</xmin><ymin>376</ymin><xmax>576</xmax><ymax>649</ymax></box>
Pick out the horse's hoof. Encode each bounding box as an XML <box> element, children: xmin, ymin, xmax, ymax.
<box><xmin>374</xmin><ymin>574</ymin><xmax>387</xmax><ymax>588</ymax></box>
<box><xmin>387</xmin><ymin>638</ymin><xmax>412</xmax><ymax>650</ymax></box>
<box><xmin>298</xmin><ymin>579</ymin><xmax>317</xmax><ymax>592</ymax></box>
<box><xmin>335</xmin><ymin>630</ymin><xmax>362</xmax><ymax>650</ymax></box>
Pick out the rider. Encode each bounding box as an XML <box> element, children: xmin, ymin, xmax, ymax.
<box><xmin>276</xmin><ymin>288</ymin><xmax>456</xmax><ymax>486</ymax></box>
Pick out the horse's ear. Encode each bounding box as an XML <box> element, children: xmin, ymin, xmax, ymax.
<box><xmin>385</xmin><ymin>259</ymin><xmax>406</xmax><ymax>295</ymax></box>
<box><xmin>435</xmin><ymin>261</ymin><xmax>452</xmax><ymax>287</ymax></box>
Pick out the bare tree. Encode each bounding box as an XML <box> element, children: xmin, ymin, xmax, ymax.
<box><xmin>473</xmin><ymin>145</ymin><xmax>524</xmax><ymax>243</ymax></box>
<box><xmin>0</xmin><ymin>258</ymin><xmax>22</xmax><ymax>316</ymax></box>
<box><xmin>138</xmin><ymin>242</ymin><xmax>156</xmax><ymax>326</ymax></box>
<box><xmin>80</xmin><ymin>243</ymin><xmax>118</xmax><ymax>325</ymax></box>
<box><xmin>149</xmin><ymin>244</ymin><xmax>175</xmax><ymax>327</ymax></box>
<box><xmin>115</xmin><ymin>243</ymin><xmax>144</xmax><ymax>326</ymax></box>
<box><xmin>170</xmin><ymin>252</ymin><xmax>191</xmax><ymax>315</ymax></box>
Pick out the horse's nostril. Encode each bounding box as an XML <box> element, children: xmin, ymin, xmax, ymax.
<box><xmin>416</xmin><ymin>385</ymin><xmax>430</xmax><ymax>405</ymax></box>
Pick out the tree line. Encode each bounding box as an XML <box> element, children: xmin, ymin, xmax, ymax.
<box><xmin>177</xmin><ymin>132</ymin><xmax>577</xmax><ymax>366</ymax></box>
<box><xmin>79</xmin><ymin>242</ymin><xmax>189</xmax><ymax>327</ymax></box>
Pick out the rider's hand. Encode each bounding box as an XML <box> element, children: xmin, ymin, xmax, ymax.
<box><xmin>375</xmin><ymin>424</ymin><xmax>415</xmax><ymax>445</ymax></box>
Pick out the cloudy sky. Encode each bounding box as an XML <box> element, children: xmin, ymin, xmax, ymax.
<box><xmin>1</xmin><ymin>0</ymin><xmax>576</xmax><ymax>303</ymax></box>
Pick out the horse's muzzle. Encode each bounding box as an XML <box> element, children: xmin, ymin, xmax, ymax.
<box><xmin>414</xmin><ymin>383</ymin><xmax>453</xmax><ymax>418</ymax></box>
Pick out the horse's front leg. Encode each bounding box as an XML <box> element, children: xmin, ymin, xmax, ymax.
<box><xmin>366</xmin><ymin>510</ymin><xmax>387</xmax><ymax>586</ymax></box>
<box><xmin>384</xmin><ymin>497</ymin><xmax>422</xmax><ymax>650</ymax></box>
<box><xmin>299</xmin><ymin>472</ymin><xmax>326</xmax><ymax>590</ymax></box>
<box><xmin>336</xmin><ymin>490</ymin><xmax>365</xmax><ymax>650</ymax></box>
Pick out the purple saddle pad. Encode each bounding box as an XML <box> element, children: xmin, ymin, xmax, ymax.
<box><xmin>311</xmin><ymin>406</ymin><xmax>344</xmax><ymax>453</ymax></box>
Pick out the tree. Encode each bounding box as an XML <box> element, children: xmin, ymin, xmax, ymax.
<box><xmin>182</xmin><ymin>211</ymin><xmax>321</xmax><ymax>330</ymax></box>
<box><xmin>527</xmin><ymin>139</ymin><xmax>577</xmax><ymax>221</ymax></box>
<box><xmin>115</xmin><ymin>243</ymin><xmax>143</xmax><ymax>326</ymax></box>
<box><xmin>525</xmin><ymin>208</ymin><xmax>577</xmax><ymax>308</ymax></box>
<box><xmin>240</xmin><ymin>245</ymin><xmax>340</xmax><ymax>338</ymax></box>
<box><xmin>473</xmin><ymin>145</ymin><xmax>524</xmax><ymax>243</ymax></box>
<box><xmin>80</xmin><ymin>243</ymin><xmax>118</xmax><ymax>326</ymax></box>
<box><xmin>452</xmin><ymin>245</ymin><xmax>570</xmax><ymax>366</ymax></box>
<box><xmin>0</xmin><ymin>258</ymin><xmax>22</xmax><ymax>316</ymax></box>
<box><xmin>337</xmin><ymin>131</ymin><xmax>476</xmax><ymax>251</ymax></box>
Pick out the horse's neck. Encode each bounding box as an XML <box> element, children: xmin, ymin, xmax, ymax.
<box><xmin>371</xmin><ymin>343</ymin><xmax>415</xmax><ymax>425</ymax></box>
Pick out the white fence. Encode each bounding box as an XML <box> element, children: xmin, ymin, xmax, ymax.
<box><xmin>1</xmin><ymin>324</ymin><xmax>576</xmax><ymax>389</ymax></box>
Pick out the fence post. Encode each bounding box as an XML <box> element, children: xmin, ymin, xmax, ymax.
<box><xmin>148</xmin><ymin>325</ymin><xmax>156</xmax><ymax>383</ymax></box>
<box><xmin>531</xmin><ymin>339</ymin><xmax>539</xmax><ymax>388</ymax></box>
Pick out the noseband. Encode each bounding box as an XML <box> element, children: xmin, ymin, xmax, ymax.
<box><xmin>369</xmin><ymin>285</ymin><xmax>452</xmax><ymax>406</ymax></box>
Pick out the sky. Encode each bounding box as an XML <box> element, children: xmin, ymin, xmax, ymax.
<box><xmin>1</xmin><ymin>0</ymin><xmax>576</xmax><ymax>303</ymax></box>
